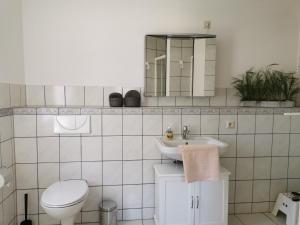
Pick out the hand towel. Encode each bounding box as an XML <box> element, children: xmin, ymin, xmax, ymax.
<box><xmin>180</xmin><ymin>144</ymin><xmax>220</xmax><ymax>183</ymax></box>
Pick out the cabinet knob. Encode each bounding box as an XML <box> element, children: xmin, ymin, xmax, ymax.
<box><xmin>191</xmin><ymin>196</ymin><xmax>194</xmax><ymax>208</ymax></box>
<box><xmin>197</xmin><ymin>196</ymin><xmax>199</xmax><ymax>208</ymax></box>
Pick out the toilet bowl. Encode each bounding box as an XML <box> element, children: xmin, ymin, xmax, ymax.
<box><xmin>41</xmin><ymin>180</ymin><xmax>89</xmax><ymax>225</ymax></box>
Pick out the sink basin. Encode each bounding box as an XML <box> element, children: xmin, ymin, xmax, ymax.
<box><xmin>155</xmin><ymin>136</ymin><xmax>228</xmax><ymax>161</ymax></box>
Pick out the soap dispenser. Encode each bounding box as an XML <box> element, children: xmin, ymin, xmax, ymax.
<box><xmin>165</xmin><ymin>127</ymin><xmax>174</xmax><ymax>141</ymax></box>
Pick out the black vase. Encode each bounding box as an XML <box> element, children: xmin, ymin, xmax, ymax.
<box><xmin>124</xmin><ymin>90</ymin><xmax>141</xmax><ymax>107</ymax></box>
<box><xmin>109</xmin><ymin>92</ymin><xmax>123</xmax><ymax>107</ymax></box>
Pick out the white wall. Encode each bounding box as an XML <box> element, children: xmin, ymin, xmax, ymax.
<box><xmin>22</xmin><ymin>0</ymin><xmax>299</xmax><ymax>87</ymax></box>
<box><xmin>0</xmin><ymin>0</ymin><xmax>24</xmax><ymax>83</ymax></box>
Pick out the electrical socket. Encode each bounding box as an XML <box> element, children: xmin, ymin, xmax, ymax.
<box><xmin>204</xmin><ymin>20</ymin><xmax>211</xmax><ymax>30</ymax></box>
<box><xmin>226</xmin><ymin>121</ymin><xmax>235</xmax><ymax>129</ymax></box>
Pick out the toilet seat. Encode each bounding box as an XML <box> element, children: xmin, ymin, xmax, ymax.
<box><xmin>41</xmin><ymin>180</ymin><xmax>89</xmax><ymax>208</ymax></box>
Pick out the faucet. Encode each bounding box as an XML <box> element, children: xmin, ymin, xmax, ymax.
<box><xmin>182</xmin><ymin>125</ymin><xmax>190</xmax><ymax>140</ymax></box>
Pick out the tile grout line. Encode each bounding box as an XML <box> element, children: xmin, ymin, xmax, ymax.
<box><xmin>286</xmin><ymin>115</ymin><xmax>292</xmax><ymax>192</ymax></box>
<box><xmin>35</xmin><ymin>109</ymin><xmax>40</xmax><ymax>225</ymax></box>
<box><xmin>0</xmin><ymin>127</ymin><xmax>4</xmax><ymax>225</ymax></box>
<box><xmin>101</xmin><ymin>110</ymin><xmax>104</xmax><ymax>213</ymax></box>
<box><xmin>64</xmin><ymin>86</ymin><xmax>66</xmax><ymax>107</ymax></box>
<box><xmin>121</xmin><ymin>108</ymin><xmax>124</xmax><ymax>220</ymax></box>
<box><xmin>12</xmin><ymin>113</ymin><xmax>18</xmax><ymax>224</ymax></box>
<box><xmin>268</xmin><ymin>112</ymin><xmax>275</xmax><ymax>211</ymax></box>
<box><xmin>234</xmin><ymin>113</ymin><xmax>239</xmax><ymax>213</ymax></box>
<box><xmin>141</xmin><ymin>108</ymin><xmax>145</xmax><ymax>220</ymax></box>
<box><xmin>80</xmin><ymin>131</ymin><xmax>83</xmax><ymax>223</ymax></box>
<box><xmin>251</xmin><ymin>114</ymin><xmax>257</xmax><ymax>213</ymax></box>
<box><xmin>43</xmin><ymin>85</ymin><xmax>46</xmax><ymax>106</ymax></box>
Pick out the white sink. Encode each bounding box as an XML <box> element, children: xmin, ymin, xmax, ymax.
<box><xmin>155</xmin><ymin>136</ymin><xmax>228</xmax><ymax>161</ymax></box>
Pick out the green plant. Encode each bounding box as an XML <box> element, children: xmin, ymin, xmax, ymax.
<box><xmin>282</xmin><ymin>74</ymin><xmax>300</xmax><ymax>100</ymax></box>
<box><xmin>232</xmin><ymin>65</ymin><xmax>299</xmax><ymax>101</ymax></box>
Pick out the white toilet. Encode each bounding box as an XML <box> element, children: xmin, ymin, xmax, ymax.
<box><xmin>41</xmin><ymin>180</ymin><xmax>89</xmax><ymax>225</ymax></box>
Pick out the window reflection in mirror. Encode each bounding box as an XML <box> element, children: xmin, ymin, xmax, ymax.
<box><xmin>145</xmin><ymin>36</ymin><xmax>167</xmax><ymax>96</ymax></box>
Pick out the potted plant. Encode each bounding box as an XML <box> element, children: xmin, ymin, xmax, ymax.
<box><xmin>232</xmin><ymin>64</ymin><xmax>300</xmax><ymax>107</ymax></box>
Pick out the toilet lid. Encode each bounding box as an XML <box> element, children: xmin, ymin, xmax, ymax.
<box><xmin>42</xmin><ymin>180</ymin><xmax>89</xmax><ymax>207</ymax></box>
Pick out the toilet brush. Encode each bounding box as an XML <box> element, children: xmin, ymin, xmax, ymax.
<box><xmin>20</xmin><ymin>194</ymin><xmax>32</xmax><ymax>225</ymax></box>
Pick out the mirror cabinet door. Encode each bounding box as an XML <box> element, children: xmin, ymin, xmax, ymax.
<box><xmin>144</xmin><ymin>35</ymin><xmax>216</xmax><ymax>97</ymax></box>
<box><xmin>145</xmin><ymin>36</ymin><xmax>167</xmax><ymax>97</ymax></box>
<box><xmin>167</xmin><ymin>38</ymin><xmax>194</xmax><ymax>96</ymax></box>
<box><xmin>193</xmin><ymin>38</ymin><xmax>216</xmax><ymax>96</ymax></box>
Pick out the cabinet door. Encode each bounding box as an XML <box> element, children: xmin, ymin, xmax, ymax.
<box><xmin>194</xmin><ymin>178</ymin><xmax>228</xmax><ymax>225</ymax></box>
<box><xmin>162</xmin><ymin>177</ymin><xmax>195</xmax><ymax>225</ymax></box>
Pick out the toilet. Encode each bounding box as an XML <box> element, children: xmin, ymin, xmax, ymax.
<box><xmin>41</xmin><ymin>180</ymin><xmax>89</xmax><ymax>225</ymax></box>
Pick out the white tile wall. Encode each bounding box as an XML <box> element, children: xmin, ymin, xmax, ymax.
<box><xmin>123</xmin><ymin>136</ymin><xmax>142</xmax><ymax>160</ymax></box>
<box><xmin>1</xmin><ymin>81</ymin><xmax>300</xmax><ymax>224</ymax></box>
<box><xmin>60</xmin><ymin>137</ymin><xmax>81</xmax><ymax>162</ymax></box>
<box><xmin>123</xmin><ymin>115</ymin><xmax>142</xmax><ymax>135</ymax></box>
<box><xmin>0</xmin><ymin>116</ymin><xmax>13</xmax><ymax>142</ymax></box>
<box><xmin>10</xmin><ymin>84</ymin><xmax>22</xmax><ymax>107</ymax></box>
<box><xmin>82</xmin><ymin>162</ymin><xmax>103</xmax><ymax>186</ymax></box>
<box><xmin>85</xmin><ymin>86</ymin><xmax>104</xmax><ymax>106</ymax></box>
<box><xmin>82</xmin><ymin>137</ymin><xmax>102</xmax><ymax>161</ymax></box>
<box><xmin>37</xmin><ymin>137</ymin><xmax>59</xmax><ymax>162</ymax></box>
<box><xmin>65</xmin><ymin>86</ymin><xmax>85</xmax><ymax>106</ymax></box>
<box><xmin>237</xmin><ymin>135</ymin><xmax>254</xmax><ymax>157</ymax></box>
<box><xmin>60</xmin><ymin>162</ymin><xmax>81</xmax><ymax>180</ymax></box>
<box><xmin>38</xmin><ymin>163</ymin><xmax>59</xmax><ymax>188</ymax></box>
<box><xmin>201</xmin><ymin>114</ymin><xmax>219</xmax><ymax>134</ymax></box>
<box><xmin>3</xmin><ymin>83</ymin><xmax>244</xmax><ymax>108</ymax></box>
<box><xmin>26</xmin><ymin>85</ymin><xmax>45</xmax><ymax>106</ymax></box>
<box><xmin>9</xmin><ymin>82</ymin><xmax>300</xmax><ymax>109</ymax></box>
<box><xmin>0</xmin><ymin>113</ymin><xmax>16</xmax><ymax>225</ymax></box>
<box><xmin>14</xmin><ymin>115</ymin><xmax>36</xmax><ymax>137</ymax></box>
<box><xmin>45</xmin><ymin>85</ymin><xmax>65</xmax><ymax>106</ymax></box>
<box><xmin>14</xmin><ymin>138</ymin><xmax>37</xmax><ymax>163</ymax></box>
<box><xmin>16</xmin><ymin>164</ymin><xmax>38</xmax><ymax>189</ymax></box>
<box><xmin>37</xmin><ymin>115</ymin><xmax>57</xmax><ymax>136</ymax></box>
<box><xmin>103</xmin><ymin>161</ymin><xmax>122</xmax><ymax>185</ymax></box>
<box><xmin>253</xmin><ymin>158</ymin><xmax>271</xmax><ymax>179</ymax></box>
<box><xmin>103</xmin><ymin>136</ymin><xmax>122</xmax><ymax>160</ymax></box>
<box><xmin>103</xmin><ymin>115</ymin><xmax>122</xmax><ymax>135</ymax></box>
<box><xmin>254</xmin><ymin>134</ymin><xmax>272</xmax><ymax>156</ymax></box>
<box><xmin>0</xmin><ymin>83</ymin><xmax>11</xmax><ymax>108</ymax></box>
<box><xmin>143</xmin><ymin>115</ymin><xmax>162</xmax><ymax>135</ymax></box>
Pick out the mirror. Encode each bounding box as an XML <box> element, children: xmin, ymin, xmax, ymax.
<box><xmin>144</xmin><ymin>34</ymin><xmax>216</xmax><ymax>97</ymax></box>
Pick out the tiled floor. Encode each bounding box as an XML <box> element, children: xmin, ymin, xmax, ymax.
<box><xmin>230</xmin><ymin>213</ymin><xmax>286</xmax><ymax>225</ymax></box>
<box><xmin>117</xmin><ymin>213</ymin><xmax>286</xmax><ymax>225</ymax></box>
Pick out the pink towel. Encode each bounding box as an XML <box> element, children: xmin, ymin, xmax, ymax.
<box><xmin>180</xmin><ymin>144</ymin><xmax>220</xmax><ymax>183</ymax></box>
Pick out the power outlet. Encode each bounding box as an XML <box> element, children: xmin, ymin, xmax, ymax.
<box><xmin>226</xmin><ymin>121</ymin><xmax>235</xmax><ymax>129</ymax></box>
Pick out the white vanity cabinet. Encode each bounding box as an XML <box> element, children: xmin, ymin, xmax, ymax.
<box><xmin>154</xmin><ymin>164</ymin><xmax>230</xmax><ymax>225</ymax></box>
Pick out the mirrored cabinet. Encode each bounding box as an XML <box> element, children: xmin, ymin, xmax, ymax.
<box><xmin>144</xmin><ymin>34</ymin><xmax>216</xmax><ymax>97</ymax></box>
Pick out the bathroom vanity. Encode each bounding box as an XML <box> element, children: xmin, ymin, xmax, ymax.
<box><xmin>154</xmin><ymin>164</ymin><xmax>230</xmax><ymax>225</ymax></box>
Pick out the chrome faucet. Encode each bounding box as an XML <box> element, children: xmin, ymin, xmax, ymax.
<box><xmin>182</xmin><ymin>125</ymin><xmax>190</xmax><ymax>140</ymax></box>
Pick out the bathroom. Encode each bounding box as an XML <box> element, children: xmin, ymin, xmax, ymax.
<box><xmin>1</xmin><ymin>0</ymin><xmax>300</xmax><ymax>225</ymax></box>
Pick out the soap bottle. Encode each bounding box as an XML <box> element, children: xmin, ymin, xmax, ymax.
<box><xmin>165</xmin><ymin>127</ymin><xmax>174</xmax><ymax>140</ymax></box>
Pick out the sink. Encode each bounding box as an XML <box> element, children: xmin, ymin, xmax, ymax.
<box><xmin>155</xmin><ymin>136</ymin><xmax>228</xmax><ymax>161</ymax></box>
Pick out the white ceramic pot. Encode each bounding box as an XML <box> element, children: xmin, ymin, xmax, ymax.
<box><xmin>239</xmin><ymin>101</ymin><xmax>257</xmax><ymax>107</ymax></box>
